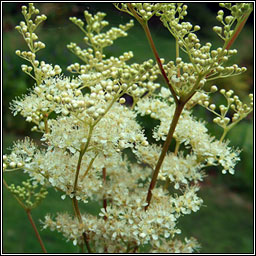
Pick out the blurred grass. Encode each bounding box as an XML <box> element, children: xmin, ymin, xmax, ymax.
<box><xmin>3</xmin><ymin>3</ymin><xmax>253</xmax><ymax>254</ymax></box>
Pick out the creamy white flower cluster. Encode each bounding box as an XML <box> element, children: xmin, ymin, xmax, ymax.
<box><xmin>42</xmin><ymin>185</ymin><xmax>202</xmax><ymax>253</ymax></box>
<box><xmin>136</xmin><ymin>94</ymin><xmax>241</xmax><ymax>175</ymax></box>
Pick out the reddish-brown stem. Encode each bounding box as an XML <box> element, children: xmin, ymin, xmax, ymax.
<box><xmin>72</xmin><ymin>197</ymin><xmax>92</xmax><ymax>253</ymax></box>
<box><xmin>145</xmin><ymin>102</ymin><xmax>185</xmax><ymax>210</ymax></box>
<box><xmin>206</xmin><ymin>11</ymin><xmax>252</xmax><ymax>79</ymax></box>
<box><xmin>224</xmin><ymin>12</ymin><xmax>251</xmax><ymax>51</ymax></box>
<box><xmin>142</xmin><ymin>22</ymin><xmax>179</xmax><ymax>104</ymax></box>
<box><xmin>26</xmin><ymin>210</ymin><xmax>47</xmax><ymax>253</ymax></box>
<box><xmin>127</xmin><ymin>3</ymin><xmax>179</xmax><ymax>105</ymax></box>
<box><xmin>4</xmin><ymin>178</ymin><xmax>47</xmax><ymax>253</ymax></box>
<box><xmin>72</xmin><ymin>150</ymin><xmax>92</xmax><ymax>253</ymax></box>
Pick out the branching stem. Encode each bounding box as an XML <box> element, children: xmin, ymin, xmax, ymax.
<box><xmin>145</xmin><ymin>102</ymin><xmax>185</xmax><ymax>210</ymax></box>
<box><xmin>3</xmin><ymin>178</ymin><xmax>47</xmax><ymax>253</ymax></box>
<box><xmin>127</xmin><ymin>3</ymin><xmax>179</xmax><ymax>105</ymax></box>
<box><xmin>26</xmin><ymin>209</ymin><xmax>47</xmax><ymax>253</ymax></box>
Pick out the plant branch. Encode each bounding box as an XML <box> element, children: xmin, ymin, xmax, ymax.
<box><xmin>26</xmin><ymin>209</ymin><xmax>47</xmax><ymax>253</ymax></box>
<box><xmin>3</xmin><ymin>178</ymin><xmax>26</xmax><ymax>210</ymax></box>
<box><xmin>4</xmin><ymin>179</ymin><xmax>47</xmax><ymax>253</ymax></box>
<box><xmin>223</xmin><ymin>10</ymin><xmax>252</xmax><ymax>51</ymax></box>
<box><xmin>72</xmin><ymin>197</ymin><xmax>92</xmax><ymax>253</ymax></box>
<box><xmin>72</xmin><ymin>132</ymin><xmax>93</xmax><ymax>253</ymax></box>
<box><xmin>127</xmin><ymin>3</ymin><xmax>179</xmax><ymax>105</ymax></box>
<box><xmin>145</xmin><ymin>102</ymin><xmax>185</xmax><ymax>210</ymax></box>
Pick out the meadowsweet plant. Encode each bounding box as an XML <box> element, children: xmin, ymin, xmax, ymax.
<box><xmin>3</xmin><ymin>3</ymin><xmax>253</xmax><ymax>253</ymax></box>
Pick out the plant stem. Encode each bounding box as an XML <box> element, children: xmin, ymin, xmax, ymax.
<box><xmin>3</xmin><ymin>178</ymin><xmax>26</xmax><ymax>210</ymax></box>
<box><xmin>145</xmin><ymin>102</ymin><xmax>185</xmax><ymax>210</ymax></box>
<box><xmin>80</xmin><ymin>153</ymin><xmax>98</xmax><ymax>181</ymax></box>
<box><xmin>176</xmin><ymin>38</ymin><xmax>180</xmax><ymax>77</ymax></box>
<box><xmin>26</xmin><ymin>209</ymin><xmax>47</xmax><ymax>253</ymax></box>
<box><xmin>73</xmin><ymin>151</ymin><xmax>84</xmax><ymax>195</ymax></box>
<box><xmin>72</xmin><ymin>138</ymin><xmax>93</xmax><ymax>253</ymax></box>
<box><xmin>72</xmin><ymin>197</ymin><xmax>92</xmax><ymax>253</ymax></box>
<box><xmin>43</xmin><ymin>114</ymin><xmax>49</xmax><ymax>134</ymax></box>
<box><xmin>174</xmin><ymin>141</ymin><xmax>180</xmax><ymax>155</ymax></box>
<box><xmin>127</xmin><ymin>3</ymin><xmax>179</xmax><ymax>105</ymax></box>
<box><xmin>4</xmin><ymin>178</ymin><xmax>47</xmax><ymax>252</ymax></box>
<box><xmin>223</xmin><ymin>10</ymin><xmax>252</xmax><ymax>51</ymax></box>
<box><xmin>126</xmin><ymin>4</ymin><xmax>185</xmax><ymax>210</ymax></box>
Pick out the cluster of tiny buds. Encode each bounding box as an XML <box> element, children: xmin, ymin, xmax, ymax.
<box><xmin>39</xmin><ymin>62</ymin><xmax>62</xmax><ymax>77</ymax></box>
<box><xmin>16</xmin><ymin>6</ymin><xmax>47</xmax><ymax>35</ymax></box>
<box><xmin>129</xmin><ymin>3</ymin><xmax>161</xmax><ymax>20</ymax></box>
<box><xmin>17</xmin><ymin>61</ymin><xmax>61</xmax><ymax>82</ymax></box>
<box><xmin>8</xmin><ymin>180</ymin><xmax>48</xmax><ymax>208</ymax></box>
<box><xmin>3</xmin><ymin>155</ymin><xmax>23</xmax><ymax>171</ymax></box>
<box><xmin>219</xmin><ymin>3</ymin><xmax>253</xmax><ymax>20</ymax></box>
<box><xmin>199</xmin><ymin>85</ymin><xmax>253</xmax><ymax>128</ymax></box>
<box><xmin>15</xmin><ymin>50</ymin><xmax>36</xmax><ymax>62</ymax></box>
<box><xmin>83</xmin><ymin>11</ymin><xmax>108</xmax><ymax>31</ymax></box>
<box><xmin>156</xmin><ymin>3</ymin><xmax>188</xmax><ymax>21</ymax></box>
<box><xmin>213</xmin><ymin>10</ymin><xmax>235</xmax><ymax>40</ymax></box>
<box><xmin>115</xmin><ymin>3</ymin><xmax>161</xmax><ymax>21</ymax></box>
<box><xmin>70</xmin><ymin>11</ymin><xmax>133</xmax><ymax>52</ymax></box>
<box><xmin>67</xmin><ymin>44</ymin><xmax>133</xmax><ymax>77</ymax></box>
<box><xmin>21</xmin><ymin>3</ymin><xmax>39</xmax><ymax>16</ymax></box>
<box><xmin>214</xmin><ymin>3</ymin><xmax>253</xmax><ymax>40</ymax></box>
<box><xmin>89</xmin><ymin>79</ymin><xmax>122</xmax><ymax>103</ymax></box>
<box><xmin>15</xmin><ymin>24</ymin><xmax>46</xmax><ymax>50</ymax></box>
<box><xmin>70</xmin><ymin>12</ymin><xmax>109</xmax><ymax>33</ymax></box>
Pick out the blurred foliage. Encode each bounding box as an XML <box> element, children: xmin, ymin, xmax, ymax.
<box><xmin>3</xmin><ymin>3</ymin><xmax>253</xmax><ymax>253</ymax></box>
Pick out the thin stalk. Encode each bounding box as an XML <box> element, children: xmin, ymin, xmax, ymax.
<box><xmin>26</xmin><ymin>210</ymin><xmax>47</xmax><ymax>253</ymax></box>
<box><xmin>223</xmin><ymin>10</ymin><xmax>252</xmax><ymax>51</ymax></box>
<box><xmin>4</xmin><ymin>178</ymin><xmax>47</xmax><ymax>253</ymax></box>
<box><xmin>220</xmin><ymin>128</ymin><xmax>229</xmax><ymax>142</ymax></box>
<box><xmin>43</xmin><ymin>114</ymin><xmax>49</xmax><ymax>134</ymax></box>
<box><xmin>163</xmin><ymin>177</ymin><xmax>170</xmax><ymax>191</ymax></box>
<box><xmin>145</xmin><ymin>102</ymin><xmax>185</xmax><ymax>210</ymax></box>
<box><xmin>102</xmin><ymin>166</ymin><xmax>108</xmax><ymax>252</ymax></box>
<box><xmin>80</xmin><ymin>153</ymin><xmax>98</xmax><ymax>181</ymax></box>
<box><xmin>73</xmin><ymin>151</ymin><xmax>84</xmax><ymax>195</ymax></box>
<box><xmin>127</xmin><ymin>3</ymin><xmax>179</xmax><ymax>105</ymax></box>
<box><xmin>72</xmin><ymin>129</ymin><xmax>93</xmax><ymax>253</ymax></box>
<box><xmin>176</xmin><ymin>38</ymin><xmax>180</xmax><ymax>78</ymax></box>
<box><xmin>3</xmin><ymin>178</ymin><xmax>26</xmax><ymax>210</ymax></box>
<box><xmin>174</xmin><ymin>141</ymin><xmax>180</xmax><ymax>155</ymax></box>
<box><xmin>72</xmin><ymin>197</ymin><xmax>92</xmax><ymax>253</ymax></box>
<box><xmin>79</xmin><ymin>243</ymin><xmax>85</xmax><ymax>253</ymax></box>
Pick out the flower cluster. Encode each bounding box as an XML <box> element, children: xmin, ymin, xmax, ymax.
<box><xmin>7</xmin><ymin>179</ymin><xmax>48</xmax><ymax>209</ymax></box>
<box><xmin>42</xmin><ymin>185</ymin><xmax>202</xmax><ymax>253</ymax></box>
<box><xmin>214</xmin><ymin>3</ymin><xmax>253</xmax><ymax>42</ymax></box>
<box><xmin>15</xmin><ymin>3</ymin><xmax>61</xmax><ymax>85</ymax></box>
<box><xmin>115</xmin><ymin>3</ymin><xmax>161</xmax><ymax>21</ymax></box>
